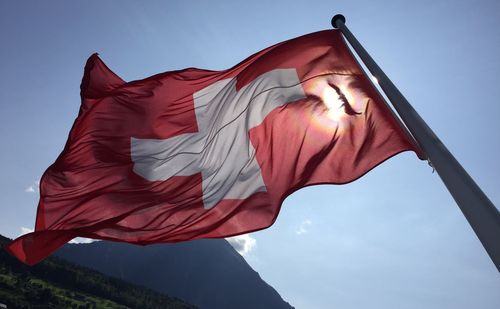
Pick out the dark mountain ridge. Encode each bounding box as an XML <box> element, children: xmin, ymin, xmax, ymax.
<box><xmin>56</xmin><ymin>238</ymin><xmax>294</xmax><ymax>309</ymax></box>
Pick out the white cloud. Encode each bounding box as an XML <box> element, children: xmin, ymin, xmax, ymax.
<box><xmin>296</xmin><ymin>219</ymin><xmax>313</xmax><ymax>235</ymax></box>
<box><xmin>226</xmin><ymin>234</ymin><xmax>256</xmax><ymax>256</ymax></box>
<box><xmin>69</xmin><ymin>237</ymin><xmax>95</xmax><ymax>244</ymax></box>
<box><xmin>20</xmin><ymin>226</ymin><xmax>34</xmax><ymax>236</ymax></box>
<box><xmin>25</xmin><ymin>180</ymin><xmax>40</xmax><ymax>193</ymax></box>
<box><xmin>25</xmin><ymin>186</ymin><xmax>36</xmax><ymax>193</ymax></box>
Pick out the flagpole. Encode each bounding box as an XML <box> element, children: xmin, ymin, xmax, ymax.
<box><xmin>331</xmin><ymin>14</ymin><xmax>500</xmax><ymax>271</ymax></box>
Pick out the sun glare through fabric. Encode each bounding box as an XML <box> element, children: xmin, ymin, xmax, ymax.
<box><xmin>321</xmin><ymin>83</ymin><xmax>349</xmax><ymax>122</ymax></box>
<box><xmin>303</xmin><ymin>75</ymin><xmax>360</xmax><ymax>134</ymax></box>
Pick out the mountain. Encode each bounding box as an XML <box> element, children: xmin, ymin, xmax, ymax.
<box><xmin>0</xmin><ymin>234</ymin><xmax>195</xmax><ymax>309</ymax></box>
<box><xmin>56</xmin><ymin>238</ymin><xmax>294</xmax><ymax>309</ymax></box>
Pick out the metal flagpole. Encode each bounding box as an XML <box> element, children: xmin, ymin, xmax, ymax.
<box><xmin>331</xmin><ymin>14</ymin><xmax>500</xmax><ymax>272</ymax></box>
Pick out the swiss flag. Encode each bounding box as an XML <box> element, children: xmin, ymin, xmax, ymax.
<box><xmin>7</xmin><ymin>30</ymin><xmax>423</xmax><ymax>265</ymax></box>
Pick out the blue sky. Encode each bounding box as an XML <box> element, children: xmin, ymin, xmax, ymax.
<box><xmin>1</xmin><ymin>1</ymin><xmax>499</xmax><ymax>308</ymax></box>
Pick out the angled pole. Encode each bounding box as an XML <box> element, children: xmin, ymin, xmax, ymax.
<box><xmin>331</xmin><ymin>14</ymin><xmax>500</xmax><ymax>271</ymax></box>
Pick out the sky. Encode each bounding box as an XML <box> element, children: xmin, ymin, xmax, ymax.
<box><xmin>1</xmin><ymin>0</ymin><xmax>499</xmax><ymax>308</ymax></box>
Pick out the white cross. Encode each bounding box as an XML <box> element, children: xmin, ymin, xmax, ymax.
<box><xmin>131</xmin><ymin>69</ymin><xmax>306</xmax><ymax>209</ymax></box>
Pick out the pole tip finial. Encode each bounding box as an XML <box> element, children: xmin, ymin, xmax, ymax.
<box><xmin>331</xmin><ymin>14</ymin><xmax>346</xmax><ymax>28</ymax></box>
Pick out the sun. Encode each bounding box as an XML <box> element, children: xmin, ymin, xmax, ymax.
<box><xmin>321</xmin><ymin>84</ymin><xmax>346</xmax><ymax>121</ymax></box>
<box><xmin>302</xmin><ymin>75</ymin><xmax>361</xmax><ymax>134</ymax></box>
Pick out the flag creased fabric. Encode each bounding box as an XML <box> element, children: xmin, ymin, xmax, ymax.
<box><xmin>7</xmin><ymin>30</ymin><xmax>423</xmax><ymax>265</ymax></box>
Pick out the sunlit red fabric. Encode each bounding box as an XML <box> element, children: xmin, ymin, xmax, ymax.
<box><xmin>6</xmin><ymin>30</ymin><xmax>423</xmax><ymax>265</ymax></box>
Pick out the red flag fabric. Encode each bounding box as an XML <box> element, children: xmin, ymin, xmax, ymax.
<box><xmin>7</xmin><ymin>30</ymin><xmax>423</xmax><ymax>265</ymax></box>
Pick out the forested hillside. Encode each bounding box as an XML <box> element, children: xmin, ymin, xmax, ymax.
<box><xmin>0</xmin><ymin>234</ymin><xmax>196</xmax><ymax>309</ymax></box>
